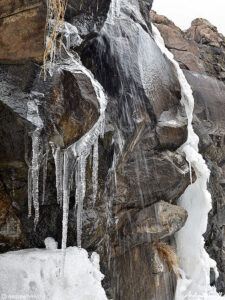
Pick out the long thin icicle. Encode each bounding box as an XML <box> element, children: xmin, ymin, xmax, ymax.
<box><xmin>92</xmin><ymin>140</ymin><xmax>99</xmax><ymax>205</ymax></box>
<box><xmin>42</xmin><ymin>143</ymin><xmax>49</xmax><ymax>204</ymax></box>
<box><xmin>27</xmin><ymin>167</ymin><xmax>32</xmax><ymax>218</ymax></box>
<box><xmin>76</xmin><ymin>155</ymin><xmax>87</xmax><ymax>248</ymax></box>
<box><xmin>153</xmin><ymin>25</ymin><xmax>224</xmax><ymax>299</ymax></box>
<box><xmin>61</xmin><ymin>151</ymin><xmax>70</xmax><ymax>250</ymax></box>
<box><xmin>51</xmin><ymin>144</ymin><xmax>64</xmax><ymax>206</ymax></box>
<box><xmin>31</xmin><ymin>129</ymin><xmax>41</xmax><ymax>229</ymax></box>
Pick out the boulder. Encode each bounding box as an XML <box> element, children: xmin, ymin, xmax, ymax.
<box><xmin>115</xmin><ymin>150</ymin><xmax>191</xmax><ymax>208</ymax></box>
<box><xmin>114</xmin><ymin>201</ymin><xmax>188</xmax><ymax>254</ymax></box>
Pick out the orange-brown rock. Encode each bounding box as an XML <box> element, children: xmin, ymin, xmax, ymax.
<box><xmin>0</xmin><ymin>0</ymin><xmax>46</xmax><ymax>63</ymax></box>
<box><xmin>109</xmin><ymin>243</ymin><xmax>177</xmax><ymax>300</ymax></box>
<box><xmin>186</xmin><ymin>18</ymin><xmax>225</xmax><ymax>50</ymax></box>
<box><xmin>151</xmin><ymin>11</ymin><xmax>225</xmax><ymax>82</ymax></box>
<box><xmin>150</xmin><ymin>11</ymin><xmax>205</xmax><ymax>73</ymax></box>
<box><xmin>49</xmin><ymin>70</ymin><xmax>100</xmax><ymax>148</ymax></box>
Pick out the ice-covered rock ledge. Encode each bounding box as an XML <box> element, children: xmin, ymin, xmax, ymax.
<box><xmin>0</xmin><ymin>238</ymin><xmax>107</xmax><ymax>300</ymax></box>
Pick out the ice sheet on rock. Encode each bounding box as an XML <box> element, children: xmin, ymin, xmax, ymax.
<box><xmin>63</xmin><ymin>22</ymin><xmax>83</xmax><ymax>50</ymax></box>
<box><xmin>0</xmin><ymin>246</ymin><xmax>107</xmax><ymax>300</ymax></box>
<box><xmin>153</xmin><ymin>25</ymin><xmax>225</xmax><ymax>299</ymax></box>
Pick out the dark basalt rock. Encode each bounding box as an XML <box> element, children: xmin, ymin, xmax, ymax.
<box><xmin>65</xmin><ymin>0</ymin><xmax>111</xmax><ymax>36</ymax></box>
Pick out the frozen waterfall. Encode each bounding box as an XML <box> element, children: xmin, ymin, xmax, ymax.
<box><xmin>153</xmin><ymin>25</ymin><xmax>224</xmax><ymax>300</ymax></box>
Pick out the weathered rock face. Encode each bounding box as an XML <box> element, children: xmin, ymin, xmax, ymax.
<box><xmin>0</xmin><ymin>0</ymin><xmax>46</xmax><ymax>63</ymax></box>
<box><xmin>0</xmin><ymin>180</ymin><xmax>25</xmax><ymax>251</ymax></box>
<box><xmin>186</xmin><ymin>18</ymin><xmax>225</xmax><ymax>50</ymax></box>
<box><xmin>114</xmin><ymin>201</ymin><xmax>187</xmax><ymax>255</ymax></box>
<box><xmin>108</xmin><ymin>243</ymin><xmax>177</xmax><ymax>300</ymax></box>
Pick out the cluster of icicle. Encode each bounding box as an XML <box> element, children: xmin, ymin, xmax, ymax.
<box><xmin>51</xmin><ymin>50</ymin><xmax>107</xmax><ymax>250</ymax></box>
<box><xmin>153</xmin><ymin>25</ymin><xmax>224</xmax><ymax>299</ymax></box>
<box><xmin>28</xmin><ymin>17</ymin><xmax>107</xmax><ymax>249</ymax></box>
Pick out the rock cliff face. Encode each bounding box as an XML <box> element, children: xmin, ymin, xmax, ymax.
<box><xmin>0</xmin><ymin>0</ymin><xmax>224</xmax><ymax>299</ymax></box>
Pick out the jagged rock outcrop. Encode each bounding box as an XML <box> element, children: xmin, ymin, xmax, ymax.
<box><xmin>150</xmin><ymin>11</ymin><xmax>205</xmax><ymax>73</ymax></box>
<box><xmin>151</xmin><ymin>11</ymin><xmax>225</xmax><ymax>82</ymax></box>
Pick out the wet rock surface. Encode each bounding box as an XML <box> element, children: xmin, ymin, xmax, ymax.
<box><xmin>113</xmin><ymin>200</ymin><xmax>188</xmax><ymax>256</ymax></box>
<box><xmin>107</xmin><ymin>243</ymin><xmax>177</xmax><ymax>300</ymax></box>
<box><xmin>0</xmin><ymin>0</ymin><xmax>224</xmax><ymax>299</ymax></box>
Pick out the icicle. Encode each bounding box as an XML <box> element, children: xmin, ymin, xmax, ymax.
<box><xmin>28</xmin><ymin>167</ymin><xmax>32</xmax><ymax>218</ymax></box>
<box><xmin>92</xmin><ymin>140</ymin><xmax>99</xmax><ymax>205</ymax></box>
<box><xmin>31</xmin><ymin>129</ymin><xmax>41</xmax><ymax>229</ymax></box>
<box><xmin>76</xmin><ymin>155</ymin><xmax>87</xmax><ymax>248</ymax></box>
<box><xmin>42</xmin><ymin>143</ymin><xmax>49</xmax><ymax>204</ymax></box>
<box><xmin>51</xmin><ymin>144</ymin><xmax>64</xmax><ymax>207</ymax></box>
<box><xmin>189</xmin><ymin>160</ymin><xmax>193</xmax><ymax>185</ymax></box>
<box><xmin>61</xmin><ymin>151</ymin><xmax>70</xmax><ymax>250</ymax></box>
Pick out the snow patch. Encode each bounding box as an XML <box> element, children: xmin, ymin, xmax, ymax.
<box><xmin>0</xmin><ymin>245</ymin><xmax>107</xmax><ymax>300</ymax></box>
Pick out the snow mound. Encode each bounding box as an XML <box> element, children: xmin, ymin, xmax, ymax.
<box><xmin>0</xmin><ymin>245</ymin><xmax>107</xmax><ymax>300</ymax></box>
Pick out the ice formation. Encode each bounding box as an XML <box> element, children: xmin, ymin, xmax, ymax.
<box><xmin>26</xmin><ymin>95</ymin><xmax>45</xmax><ymax>225</ymax></box>
<box><xmin>153</xmin><ymin>25</ymin><xmax>224</xmax><ymax>299</ymax></box>
<box><xmin>26</xmin><ymin>0</ymin><xmax>107</xmax><ymax>248</ymax></box>
<box><xmin>45</xmin><ymin>18</ymin><xmax>107</xmax><ymax>249</ymax></box>
<box><xmin>59</xmin><ymin>51</ymin><xmax>107</xmax><ymax>249</ymax></box>
<box><xmin>0</xmin><ymin>241</ymin><xmax>107</xmax><ymax>300</ymax></box>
